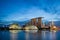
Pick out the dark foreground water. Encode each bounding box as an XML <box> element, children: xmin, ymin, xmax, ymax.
<box><xmin>0</xmin><ymin>30</ymin><xmax>60</xmax><ymax>40</ymax></box>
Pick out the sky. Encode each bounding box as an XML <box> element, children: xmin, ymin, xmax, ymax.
<box><xmin>0</xmin><ymin>0</ymin><xmax>60</xmax><ymax>21</ymax></box>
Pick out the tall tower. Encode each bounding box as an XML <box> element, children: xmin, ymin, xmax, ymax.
<box><xmin>49</xmin><ymin>22</ymin><xmax>51</xmax><ymax>27</ymax></box>
<box><xmin>42</xmin><ymin>21</ymin><xmax>45</xmax><ymax>28</ymax></box>
<box><xmin>50</xmin><ymin>20</ymin><xmax>57</xmax><ymax>30</ymax></box>
<box><xmin>37</xmin><ymin>17</ymin><xmax>43</xmax><ymax>29</ymax></box>
<box><xmin>51</xmin><ymin>20</ymin><xmax>54</xmax><ymax>27</ymax></box>
<box><xmin>31</xmin><ymin>18</ymin><xmax>37</xmax><ymax>26</ymax></box>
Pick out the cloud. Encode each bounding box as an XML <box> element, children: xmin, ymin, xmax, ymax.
<box><xmin>0</xmin><ymin>0</ymin><xmax>60</xmax><ymax>21</ymax></box>
<box><xmin>3</xmin><ymin>7</ymin><xmax>60</xmax><ymax>21</ymax></box>
<box><xmin>24</xmin><ymin>7</ymin><xmax>60</xmax><ymax>21</ymax></box>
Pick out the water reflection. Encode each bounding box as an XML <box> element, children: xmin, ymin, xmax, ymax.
<box><xmin>10</xmin><ymin>30</ymin><xmax>21</xmax><ymax>33</ymax></box>
<box><xmin>41</xmin><ymin>31</ymin><xmax>48</xmax><ymax>40</ymax></box>
<box><xmin>41</xmin><ymin>30</ymin><xmax>57</xmax><ymax>40</ymax></box>
<box><xmin>50</xmin><ymin>30</ymin><xmax>56</xmax><ymax>40</ymax></box>
<box><xmin>25</xmin><ymin>30</ymin><xmax>39</xmax><ymax>40</ymax></box>
<box><xmin>25</xmin><ymin>31</ymin><xmax>29</xmax><ymax>40</ymax></box>
<box><xmin>10</xmin><ymin>32</ymin><xmax>18</xmax><ymax>40</ymax></box>
<box><xmin>25</xmin><ymin>30</ymin><xmax>57</xmax><ymax>40</ymax></box>
<box><xmin>25</xmin><ymin>30</ymin><xmax>38</xmax><ymax>33</ymax></box>
<box><xmin>10</xmin><ymin>30</ymin><xmax>21</xmax><ymax>40</ymax></box>
<box><xmin>1</xmin><ymin>30</ymin><xmax>59</xmax><ymax>40</ymax></box>
<box><xmin>25</xmin><ymin>30</ymin><xmax>42</xmax><ymax>40</ymax></box>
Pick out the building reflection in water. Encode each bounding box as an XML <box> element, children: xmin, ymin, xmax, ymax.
<box><xmin>25</xmin><ymin>30</ymin><xmax>38</xmax><ymax>33</ymax></box>
<box><xmin>9</xmin><ymin>30</ymin><xmax>57</xmax><ymax>40</ymax></box>
<box><xmin>41</xmin><ymin>30</ymin><xmax>56</xmax><ymax>40</ymax></box>
<box><xmin>41</xmin><ymin>31</ymin><xmax>50</xmax><ymax>40</ymax></box>
<box><xmin>25</xmin><ymin>30</ymin><xmax>57</xmax><ymax>40</ymax></box>
<box><xmin>41</xmin><ymin>31</ymin><xmax>46</xmax><ymax>40</ymax></box>
<box><xmin>25</xmin><ymin>31</ymin><xmax>29</xmax><ymax>40</ymax></box>
<box><xmin>25</xmin><ymin>30</ymin><xmax>38</xmax><ymax>40</ymax></box>
<box><xmin>50</xmin><ymin>30</ymin><xmax>56</xmax><ymax>40</ymax></box>
<box><xmin>25</xmin><ymin>30</ymin><xmax>42</xmax><ymax>40</ymax></box>
<box><xmin>10</xmin><ymin>30</ymin><xmax>21</xmax><ymax>40</ymax></box>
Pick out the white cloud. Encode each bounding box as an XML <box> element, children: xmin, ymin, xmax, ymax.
<box><xmin>23</xmin><ymin>7</ymin><xmax>60</xmax><ymax>21</ymax></box>
<box><xmin>3</xmin><ymin>7</ymin><xmax>60</xmax><ymax>21</ymax></box>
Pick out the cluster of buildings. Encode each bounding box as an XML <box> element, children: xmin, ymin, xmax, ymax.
<box><xmin>0</xmin><ymin>17</ymin><xmax>57</xmax><ymax>30</ymax></box>
<box><xmin>8</xmin><ymin>17</ymin><xmax>57</xmax><ymax>30</ymax></box>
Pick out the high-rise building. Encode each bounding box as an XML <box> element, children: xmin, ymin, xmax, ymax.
<box><xmin>51</xmin><ymin>20</ymin><xmax>54</xmax><ymax>27</ymax></box>
<box><xmin>31</xmin><ymin>18</ymin><xmax>37</xmax><ymax>26</ymax></box>
<box><xmin>42</xmin><ymin>21</ymin><xmax>45</xmax><ymax>28</ymax></box>
<box><xmin>30</xmin><ymin>17</ymin><xmax>43</xmax><ymax>30</ymax></box>
<box><xmin>50</xmin><ymin>20</ymin><xmax>57</xmax><ymax>30</ymax></box>
<box><xmin>37</xmin><ymin>17</ymin><xmax>43</xmax><ymax>28</ymax></box>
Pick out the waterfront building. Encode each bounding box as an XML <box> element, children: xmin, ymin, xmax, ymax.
<box><xmin>9</xmin><ymin>23</ymin><xmax>21</xmax><ymax>30</ymax></box>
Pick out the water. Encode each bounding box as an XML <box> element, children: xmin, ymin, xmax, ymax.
<box><xmin>0</xmin><ymin>30</ymin><xmax>60</xmax><ymax>40</ymax></box>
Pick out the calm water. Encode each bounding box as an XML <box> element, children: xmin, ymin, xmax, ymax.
<box><xmin>0</xmin><ymin>30</ymin><xmax>60</xmax><ymax>40</ymax></box>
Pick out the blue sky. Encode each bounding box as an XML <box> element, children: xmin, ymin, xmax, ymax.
<box><xmin>0</xmin><ymin>0</ymin><xmax>60</xmax><ymax>21</ymax></box>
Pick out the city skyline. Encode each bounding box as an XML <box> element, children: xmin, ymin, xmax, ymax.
<box><xmin>0</xmin><ymin>0</ymin><xmax>60</xmax><ymax>40</ymax></box>
<box><xmin>0</xmin><ymin>0</ymin><xmax>60</xmax><ymax>21</ymax></box>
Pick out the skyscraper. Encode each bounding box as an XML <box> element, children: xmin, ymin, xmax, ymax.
<box><xmin>37</xmin><ymin>17</ymin><xmax>43</xmax><ymax>29</ymax></box>
<box><xmin>31</xmin><ymin>18</ymin><xmax>37</xmax><ymax>26</ymax></box>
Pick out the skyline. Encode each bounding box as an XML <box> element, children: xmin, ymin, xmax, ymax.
<box><xmin>0</xmin><ymin>0</ymin><xmax>60</xmax><ymax>21</ymax></box>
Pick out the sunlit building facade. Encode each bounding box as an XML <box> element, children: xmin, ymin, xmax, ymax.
<box><xmin>9</xmin><ymin>23</ymin><xmax>21</xmax><ymax>29</ymax></box>
<box><xmin>50</xmin><ymin>20</ymin><xmax>57</xmax><ymax>30</ymax></box>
